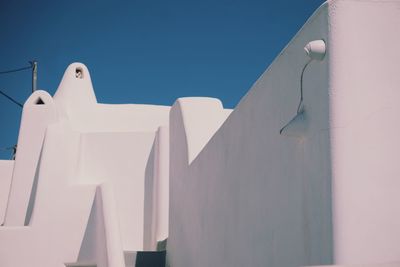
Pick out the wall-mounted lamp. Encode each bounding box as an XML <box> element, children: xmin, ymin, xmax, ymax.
<box><xmin>304</xmin><ymin>40</ymin><xmax>326</xmax><ymax>61</ymax></box>
<box><xmin>280</xmin><ymin>39</ymin><xmax>326</xmax><ymax>137</ymax></box>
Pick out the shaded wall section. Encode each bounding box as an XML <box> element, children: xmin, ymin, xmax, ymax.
<box><xmin>168</xmin><ymin>2</ymin><xmax>332</xmax><ymax>267</ymax></box>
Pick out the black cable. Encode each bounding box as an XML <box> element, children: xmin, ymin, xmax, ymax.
<box><xmin>297</xmin><ymin>58</ymin><xmax>312</xmax><ymax>114</ymax></box>
<box><xmin>0</xmin><ymin>63</ymin><xmax>30</xmax><ymax>159</ymax></box>
<box><xmin>279</xmin><ymin>58</ymin><xmax>313</xmax><ymax>135</ymax></box>
<box><xmin>0</xmin><ymin>89</ymin><xmax>23</xmax><ymax>107</ymax></box>
<box><xmin>0</xmin><ymin>65</ymin><xmax>32</xmax><ymax>75</ymax></box>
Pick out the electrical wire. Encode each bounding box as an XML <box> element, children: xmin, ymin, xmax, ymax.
<box><xmin>0</xmin><ymin>89</ymin><xmax>23</xmax><ymax>107</ymax></box>
<box><xmin>0</xmin><ymin>63</ymin><xmax>33</xmax><ymax>161</ymax></box>
<box><xmin>279</xmin><ymin>58</ymin><xmax>313</xmax><ymax>135</ymax></box>
<box><xmin>0</xmin><ymin>65</ymin><xmax>32</xmax><ymax>75</ymax></box>
<box><xmin>297</xmin><ymin>58</ymin><xmax>312</xmax><ymax>114</ymax></box>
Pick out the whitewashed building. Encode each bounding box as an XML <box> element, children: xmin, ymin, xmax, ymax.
<box><xmin>1</xmin><ymin>1</ymin><xmax>400</xmax><ymax>266</ymax></box>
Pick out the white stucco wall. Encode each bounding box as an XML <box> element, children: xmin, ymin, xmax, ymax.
<box><xmin>0</xmin><ymin>120</ymin><xmax>97</xmax><ymax>267</ymax></box>
<box><xmin>168</xmin><ymin>1</ymin><xmax>400</xmax><ymax>267</ymax></box>
<box><xmin>0</xmin><ymin>160</ymin><xmax>13</xmax><ymax>225</ymax></box>
<box><xmin>0</xmin><ymin>63</ymin><xmax>171</xmax><ymax>266</ymax></box>
<box><xmin>77</xmin><ymin>131</ymin><xmax>156</xmax><ymax>250</ymax></box>
<box><xmin>328</xmin><ymin>1</ymin><xmax>400</xmax><ymax>264</ymax></box>
<box><xmin>143</xmin><ymin>126</ymin><xmax>170</xmax><ymax>251</ymax></box>
<box><xmin>168</xmin><ymin>3</ymin><xmax>332</xmax><ymax>267</ymax></box>
<box><xmin>1</xmin><ymin>1</ymin><xmax>400</xmax><ymax>266</ymax></box>
<box><xmin>5</xmin><ymin>91</ymin><xmax>58</xmax><ymax>226</ymax></box>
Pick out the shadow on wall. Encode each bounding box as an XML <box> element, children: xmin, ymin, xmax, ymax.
<box><xmin>135</xmin><ymin>251</ymin><xmax>166</xmax><ymax>267</ymax></box>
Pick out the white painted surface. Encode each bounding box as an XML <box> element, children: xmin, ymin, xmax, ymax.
<box><xmin>144</xmin><ymin>126</ymin><xmax>170</xmax><ymax>250</ymax></box>
<box><xmin>168</xmin><ymin>3</ymin><xmax>332</xmax><ymax>267</ymax></box>
<box><xmin>328</xmin><ymin>0</ymin><xmax>400</xmax><ymax>264</ymax></box>
<box><xmin>99</xmin><ymin>183</ymin><xmax>126</xmax><ymax>267</ymax></box>
<box><xmin>168</xmin><ymin>1</ymin><xmax>400</xmax><ymax>267</ymax></box>
<box><xmin>1</xmin><ymin>1</ymin><xmax>400</xmax><ymax>266</ymax></box>
<box><xmin>0</xmin><ymin>121</ymin><xmax>96</xmax><ymax>267</ymax></box>
<box><xmin>53</xmin><ymin>63</ymin><xmax>170</xmax><ymax>133</ymax></box>
<box><xmin>155</xmin><ymin>126</ymin><xmax>169</xmax><ymax>244</ymax></box>
<box><xmin>0</xmin><ymin>63</ymin><xmax>171</xmax><ymax>266</ymax></box>
<box><xmin>0</xmin><ymin>160</ymin><xmax>13</xmax><ymax>224</ymax></box>
<box><xmin>77</xmin><ymin>131</ymin><xmax>157</xmax><ymax>250</ymax></box>
<box><xmin>5</xmin><ymin>90</ymin><xmax>58</xmax><ymax>226</ymax></box>
<box><xmin>173</xmin><ymin>97</ymin><xmax>232</xmax><ymax>163</ymax></box>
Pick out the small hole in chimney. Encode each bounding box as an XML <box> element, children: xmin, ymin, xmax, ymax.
<box><xmin>35</xmin><ymin>97</ymin><xmax>45</xmax><ymax>105</ymax></box>
<box><xmin>75</xmin><ymin>67</ymin><xmax>84</xmax><ymax>79</ymax></box>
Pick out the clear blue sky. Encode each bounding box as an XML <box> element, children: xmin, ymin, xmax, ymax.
<box><xmin>0</xmin><ymin>0</ymin><xmax>324</xmax><ymax>158</ymax></box>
